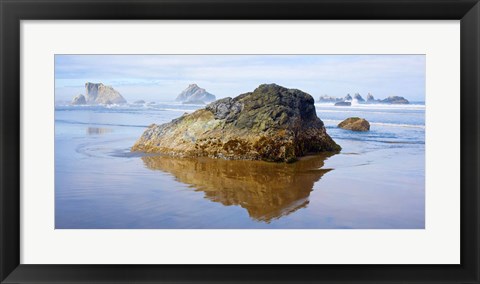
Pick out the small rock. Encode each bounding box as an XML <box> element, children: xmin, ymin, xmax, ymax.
<box><xmin>338</xmin><ymin>117</ymin><xmax>370</xmax><ymax>131</ymax></box>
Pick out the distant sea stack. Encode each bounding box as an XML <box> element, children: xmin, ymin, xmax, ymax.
<box><xmin>132</xmin><ymin>84</ymin><xmax>341</xmax><ymax>163</ymax></box>
<box><xmin>317</xmin><ymin>92</ymin><xmax>409</xmax><ymax>105</ymax></box>
<box><xmin>71</xmin><ymin>82</ymin><xmax>126</xmax><ymax>105</ymax></box>
<box><xmin>318</xmin><ymin>95</ymin><xmax>342</xmax><ymax>103</ymax></box>
<box><xmin>353</xmin><ymin>93</ymin><xmax>365</xmax><ymax>102</ymax></box>
<box><xmin>71</xmin><ymin>94</ymin><xmax>86</xmax><ymax>105</ymax></box>
<box><xmin>176</xmin><ymin>84</ymin><xmax>216</xmax><ymax>103</ymax></box>
<box><xmin>380</xmin><ymin>96</ymin><xmax>410</xmax><ymax>104</ymax></box>
<box><xmin>84</xmin><ymin>82</ymin><xmax>127</xmax><ymax>105</ymax></box>
<box><xmin>366</xmin><ymin>93</ymin><xmax>375</xmax><ymax>103</ymax></box>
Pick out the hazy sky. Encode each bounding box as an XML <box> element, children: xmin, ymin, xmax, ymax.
<box><xmin>55</xmin><ymin>55</ymin><xmax>425</xmax><ymax>102</ymax></box>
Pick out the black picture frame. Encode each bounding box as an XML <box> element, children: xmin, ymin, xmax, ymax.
<box><xmin>1</xmin><ymin>0</ymin><xmax>479</xmax><ymax>283</ymax></box>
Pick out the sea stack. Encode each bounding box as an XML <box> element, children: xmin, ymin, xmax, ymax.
<box><xmin>366</xmin><ymin>93</ymin><xmax>375</xmax><ymax>103</ymax></box>
<box><xmin>71</xmin><ymin>94</ymin><xmax>86</xmax><ymax>105</ymax></box>
<box><xmin>380</xmin><ymin>96</ymin><xmax>410</xmax><ymax>104</ymax></box>
<box><xmin>176</xmin><ymin>84</ymin><xmax>216</xmax><ymax>103</ymax></box>
<box><xmin>84</xmin><ymin>82</ymin><xmax>127</xmax><ymax>104</ymax></box>
<box><xmin>132</xmin><ymin>84</ymin><xmax>340</xmax><ymax>162</ymax></box>
<box><xmin>353</xmin><ymin>93</ymin><xmax>365</xmax><ymax>102</ymax></box>
<box><xmin>318</xmin><ymin>95</ymin><xmax>342</xmax><ymax>103</ymax></box>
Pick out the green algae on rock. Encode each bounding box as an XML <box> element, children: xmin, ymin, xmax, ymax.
<box><xmin>132</xmin><ymin>84</ymin><xmax>341</xmax><ymax>162</ymax></box>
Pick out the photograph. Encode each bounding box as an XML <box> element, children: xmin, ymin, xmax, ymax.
<box><xmin>54</xmin><ymin>54</ymin><xmax>425</xmax><ymax>229</ymax></box>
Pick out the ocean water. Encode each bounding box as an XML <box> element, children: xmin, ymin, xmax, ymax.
<box><xmin>55</xmin><ymin>101</ymin><xmax>425</xmax><ymax>229</ymax></box>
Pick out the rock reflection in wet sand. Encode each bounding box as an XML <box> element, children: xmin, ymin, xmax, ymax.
<box><xmin>142</xmin><ymin>154</ymin><xmax>333</xmax><ymax>223</ymax></box>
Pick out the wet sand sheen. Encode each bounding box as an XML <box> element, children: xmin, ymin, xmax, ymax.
<box><xmin>142</xmin><ymin>153</ymin><xmax>334</xmax><ymax>223</ymax></box>
<box><xmin>55</xmin><ymin>103</ymin><xmax>425</xmax><ymax>229</ymax></box>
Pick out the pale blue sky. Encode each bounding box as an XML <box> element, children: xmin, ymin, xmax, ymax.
<box><xmin>55</xmin><ymin>55</ymin><xmax>425</xmax><ymax>102</ymax></box>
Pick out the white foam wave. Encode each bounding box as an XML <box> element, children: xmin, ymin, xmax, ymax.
<box><xmin>315</xmin><ymin>103</ymin><xmax>425</xmax><ymax>111</ymax></box>
<box><xmin>316</xmin><ymin>109</ymin><xmax>408</xmax><ymax>115</ymax></box>
<box><xmin>322</xmin><ymin>119</ymin><xmax>425</xmax><ymax>129</ymax></box>
<box><xmin>370</xmin><ymin>122</ymin><xmax>425</xmax><ymax>129</ymax></box>
<box><xmin>160</xmin><ymin>108</ymin><xmax>195</xmax><ymax>113</ymax></box>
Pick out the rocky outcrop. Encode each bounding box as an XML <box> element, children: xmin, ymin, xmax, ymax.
<box><xmin>366</xmin><ymin>93</ymin><xmax>375</xmax><ymax>103</ymax></box>
<box><xmin>335</xmin><ymin>101</ymin><xmax>351</xmax><ymax>106</ymax></box>
<box><xmin>84</xmin><ymin>82</ymin><xmax>126</xmax><ymax>104</ymax></box>
<box><xmin>133</xmin><ymin>100</ymin><xmax>146</xmax><ymax>104</ymax></box>
<box><xmin>338</xmin><ymin>117</ymin><xmax>370</xmax><ymax>131</ymax></box>
<box><xmin>317</xmin><ymin>92</ymin><xmax>410</xmax><ymax>105</ymax></box>
<box><xmin>175</xmin><ymin>84</ymin><xmax>216</xmax><ymax>103</ymax></box>
<box><xmin>132</xmin><ymin>84</ymin><xmax>341</xmax><ymax>162</ymax></box>
<box><xmin>380</xmin><ymin>96</ymin><xmax>409</xmax><ymax>104</ymax></box>
<box><xmin>353</xmin><ymin>93</ymin><xmax>365</xmax><ymax>102</ymax></box>
<box><xmin>318</xmin><ymin>95</ymin><xmax>342</xmax><ymax>103</ymax></box>
<box><xmin>71</xmin><ymin>94</ymin><xmax>86</xmax><ymax>105</ymax></box>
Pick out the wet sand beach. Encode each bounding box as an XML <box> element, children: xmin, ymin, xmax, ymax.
<box><xmin>55</xmin><ymin>103</ymin><xmax>424</xmax><ymax>229</ymax></box>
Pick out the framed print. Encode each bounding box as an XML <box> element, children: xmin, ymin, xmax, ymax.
<box><xmin>1</xmin><ymin>0</ymin><xmax>479</xmax><ymax>283</ymax></box>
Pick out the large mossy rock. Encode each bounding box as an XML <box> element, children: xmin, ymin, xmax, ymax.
<box><xmin>338</xmin><ymin>117</ymin><xmax>370</xmax><ymax>131</ymax></box>
<box><xmin>132</xmin><ymin>84</ymin><xmax>341</xmax><ymax>162</ymax></box>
